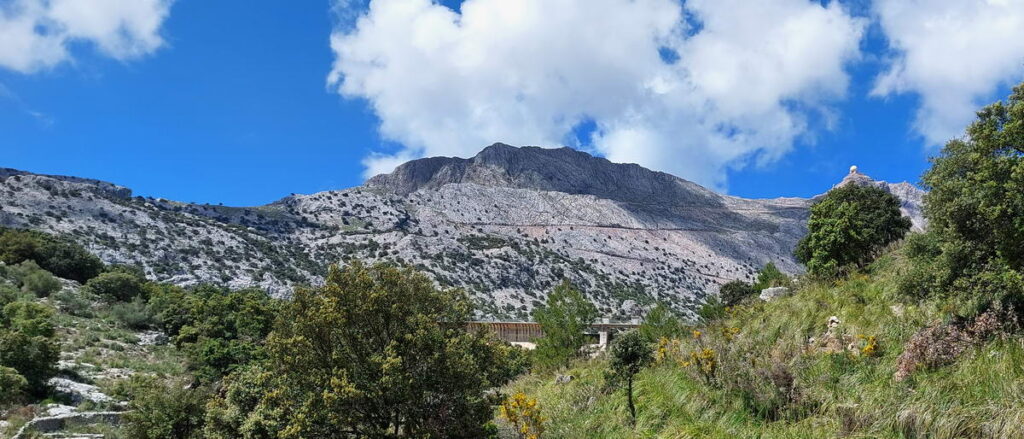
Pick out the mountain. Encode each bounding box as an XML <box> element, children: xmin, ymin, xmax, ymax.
<box><xmin>0</xmin><ymin>144</ymin><xmax>924</xmax><ymax>319</ymax></box>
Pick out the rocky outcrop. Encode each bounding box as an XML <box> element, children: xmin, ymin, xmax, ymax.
<box><xmin>0</xmin><ymin>146</ymin><xmax>925</xmax><ymax>319</ymax></box>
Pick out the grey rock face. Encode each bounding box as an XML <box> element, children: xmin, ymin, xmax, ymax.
<box><xmin>48</xmin><ymin>377</ymin><xmax>111</xmax><ymax>404</ymax></box>
<box><xmin>0</xmin><ymin>145</ymin><xmax>924</xmax><ymax>319</ymax></box>
<box><xmin>759</xmin><ymin>286</ymin><xmax>792</xmax><ymax>302</ymax></box>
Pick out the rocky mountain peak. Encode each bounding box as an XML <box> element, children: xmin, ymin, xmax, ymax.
<box><xmin>366</xmin><ymin>143</ymin><xmax>720</xmax><ymax>205</ymax></box>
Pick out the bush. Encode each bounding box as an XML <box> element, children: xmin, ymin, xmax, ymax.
<box><xmin>83</xmin><ymin>271</ymin><xmax>148</xmax><ymax>303</ymax></box>
<box><xmin>719</xmin><ymin>280</ymin><xmax>757</xmax><ymax>307</ymax></box>
<box><xmin>753</xmin><ymin>262</ymin><xmax>790</xmax><ymax>290</ymax></box>
<box><xmin>533</xmin><ymin>281</ymin><xmax>598</xmax><ymax>370</ymax></box>
<box><xmin>638</xmin><ymin>303</ymin><xmax>682</xmax><ymax>342</ymax></box>
<box><xmin>2</xmin><ymin>301</ymin><xmax>56</xmax><ymax>338</ymax></box>
<box><xmin>0</xmin><ymin>227</ymin><xmax>103</xmax><ymax>283</ymax></box>
<box><xmin>122</xmin><ymin>378</ymin><xmax>210</xmax><ymax>439</ymax></box>
<box><xmin>151</xmin><ymin>285</ymin><xmax>278</xmax><ymax>382</ymax></box>
<box><xmin>6</xmin><ymin>260</ymin><xmax>61</xmax><ymax>297</ymax></box>
<box><xmin>109</xmin><ymin>297</ymin><xmax>156</xmax><ymax>330</ymax></box>
<box><xmin>0</xmin><ymin>365</ymin><xmax>27</xmax><ymax>404</ymax></box>
<box><xmin>0</xmin><ymin>330</ymin><xmax>59</xmax><ymax>396</ymax></box>
<box><xmin>795</xmin><ymin>184</ymin><xmax>911</xmax><ymax>277</ymax></box>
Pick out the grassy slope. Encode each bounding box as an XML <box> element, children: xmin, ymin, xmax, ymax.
<box><xmin>505</xmin><ymin>252</ymin><xmax>1024</xmax><ymax>438</ymax></box>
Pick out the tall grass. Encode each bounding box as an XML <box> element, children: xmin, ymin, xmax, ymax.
<box><xmin>503</xmin><ymin>252</ymin><xmax>1024</xmax><ymax>438</ymax></box>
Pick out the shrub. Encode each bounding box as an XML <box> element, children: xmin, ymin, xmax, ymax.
<box><xmin>795</xmin><ymin>184</ymin><xmax>911</xmax><ymax>277</ymax></box>
<box><xmin>533</xmin><ymin>280</ymin><xmax>598</xmax><ymax>370</ymax></box>
<box><xmin>499</xmin><ymin>392</ymin><xmax>546</xmax><ymax>439</ymax></box>
<box><xmin>894</xmin><ymin>304</ymin><xmax>1020</xmax><ymax>381</ymax></box>
<box><xmin>2</xmin><ymin>301</ymin><xmax>56</xmax><ymax>338</ymax></box>
<box><xmin>719</xmin><ymin>280</ymin><xmax>757</xmax><ymax>307</ymax></box>
<box><xmin>0</xmin><ymin>365</ymin><xmax>27</xmax><ymax>404</ymax></box>
<box><xmin>83</xmin><ymin>271</ymin><xmax>148</xmax><ymax>303</ymax></box>
<box><xmin>697</xmin><ymin>295</ymin><xmax>727</xmax><ymax>323</ymax></box>
<box><xmin>0</xmin><ymin>330</ymin><xmax>59</xmax><ymax>396</ymax></box>
<box><xmin>752</xmin><ymin>262</ymin><xmax>790</xmax><ymax>290</ymax></box>
<box><xmin>638</xmin><ymin>303</ymin><xmax>682</xmax><ymax>342</ymax></box>
<box><xmin>122</xmin><ymin>378</ymin><xmax>210</xmax><ymax>439</ymax></box>
<box><xmin>0</xmin><ymin>227</ymin><xmax>103</xmax><ymax>283</ymax></box>
<box><xmin>19</xmin><ymin>266</ymin><xmax>61</xmax><ymax>297</ymax></box>
<box><xmin>109</xmin><ymin>297</ymin><xmax>156</xmax><ymax>330</ymax></box>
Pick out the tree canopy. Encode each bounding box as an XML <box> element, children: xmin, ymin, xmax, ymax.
<box><xmin>532</xmin><ymin>280</ymin><xmax>598</xmax><ymax>370</ymax></box>
<box><xmin>795</xmin><ymin>184</ymin><xmax>911</xmax><ymax>277</ymax></box>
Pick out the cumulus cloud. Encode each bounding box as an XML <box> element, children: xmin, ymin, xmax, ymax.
<box><xmin>328</xmin><ymin>0</ymin><xmax>865</xmax><ymax>189</ymax></box>
<box><xmin>872</xmin><ymin>0</ymin><xmax>1024</xmax><ymax>145</ymax></box>
<box><xmin>0</xmin><ymin>0</ymin><xmax>173</xmax><ymax>73</ymax></box>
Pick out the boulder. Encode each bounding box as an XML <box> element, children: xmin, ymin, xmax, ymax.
<box><xmin>48</xmin><ymin>377</ymin><xmax>111</xmax><ymax>404</ymax></box>
<box><xmin>759</xmin><ymin>287</ymin><xmax>792</xmax><ymax>302</ymax></box>
<box><xmin>554</xmin><ymin>374</ymin><xmax>574</xmax><ymax>384</ymax></box>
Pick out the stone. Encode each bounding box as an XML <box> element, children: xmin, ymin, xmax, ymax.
<box><xmin>759</xmin><ymin>287</ymin><xmax>792</xmax><ymax>302</ymax></box>
<box><xmin>137</xmin><ymin>330</ymin><xmax>168</xmax><ymax>346</ymax></box>
<box><xmin>48</xmin><ymin>377</ymin><xmax>112</xmax><ymax>404</ymax></box>
<box><xmin>43</xmin><ymin>404</ymin><xmax>76</xmax><ymax>417</ymax></box>
<box><xmin>554</xmin><ymin>374</ymin><xmax>574</xmax><ymax>384</ymax></box>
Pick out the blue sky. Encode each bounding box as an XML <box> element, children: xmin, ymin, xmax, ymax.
<box><xmin>2</xmin><ymin>0</ymin><xmax>1022</xmax><ymax>206</ymax></box>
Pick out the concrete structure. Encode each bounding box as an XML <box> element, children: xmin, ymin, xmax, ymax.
<box><xmin>467</xmin><ymin>321</ymin><xmax>640</xmax><ymax>350</ymax></box>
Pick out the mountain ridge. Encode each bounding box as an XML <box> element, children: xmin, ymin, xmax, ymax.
<box><xmin>0</xmin><ymin>145</ymin><xmax>925</xmax><ymax>319</ymax></box>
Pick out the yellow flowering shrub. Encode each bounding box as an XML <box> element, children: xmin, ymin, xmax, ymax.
<box><xmin>500</xmin><ymin>391</ymin><xmax>546</xmax><ymax>439</ymax></box>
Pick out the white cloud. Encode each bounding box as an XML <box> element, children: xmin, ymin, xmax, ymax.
<box><xmin>0</xmin><ymin>0</ymin><xmax>172</xmax><ymax>73</ymax></box>
<box><xmin>872</xmin><ymin>0</ymin><xmax>1024</xmax><ymax>145</ymax></box>
<box><xmin>329</xmin><ymin>0</ymin><xmax>865</xmax><ymax>189</ymax></box>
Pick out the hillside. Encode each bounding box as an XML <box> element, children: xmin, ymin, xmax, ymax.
<box><xmin>503</xmin><ymin>250</ymin><xmax>1024</xmax><ymax>438</ymax></box>
<box><xmin>0</xmin><ymin>145</ymin><xmax>923</xmax><ymax>319</ymax></box>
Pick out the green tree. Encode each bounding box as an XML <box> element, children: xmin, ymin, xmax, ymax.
<box><xmin>795</xmin><ymin>184</ymin><xmax>911</xmax><ymax>277</ymax></box>
<box><xmin>637</xmin><ymin>303</ymin><xmax>681</xmax><ymax>342</ymax></box>
<box><xmin>606</xmin><ymin>330</ymin><xmax>653</xmax><ymax>425</ymax></box>
<box><xmin>533</xmin><ymin>280</ymin><xmax>598</xmax><ymax>370</ymax></box>
<box><xmin>211</xmin><ymin>262</ymin><xmax>518</xmax><ymax>438</ymax></box>
<box><xmin>899</xmin><ymin>82</ymin><xmax>1024</xmax><ymax>309</ymax></box>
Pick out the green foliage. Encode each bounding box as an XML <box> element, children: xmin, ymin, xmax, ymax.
<box><xmin>697</xmin><ymin>295</ymin><xmax>727</xmax><ymax>323</ymax></box>
<box><xmin>638</xmin><ymin>303</ymin><xmax>682</xmax><ymax>342</ymax></box>
<box><xmin>533</xmin><ymin>280</ymin><xmax>598</xmax><ymax>370</ymax></box>
<box><xmin>901</xmin><ymin>83</ymin><xmax>1024</xmax><ymax>310</ymax></box>
<box><xmin>0</xmin><ymin>227</ymin><xmax>104</xmax><ymax>283</ymax></box>
<box><xmin>606</xmin><ymin>330</ymin><xmax>653</xmax><ymax>424</ymax></box>
<box><xmin>0</xmin><ymin>365</ymin><xmax>27</xmax><ymax>405</ymax></box>
<box><xmin>7</xmin><ymin>260</ymin><xmax>62</xmax><ymax>297</ymax></box>
<box><xmin>2</xmin><ymin>301</ymin><xmax>56</xmax><ymax>338</ymax></box>
<box><xmin>795</xmin><ymin>184</ymin><xmax>911</xmax><ymax>277</ymax></box>
<box><xmin>109</xmin><ymin>296</ymin><xmax>156</xmax><ymax>330</ymax></box>
<box><xmin>122</xmin><ymin>377</ymin><xmax>210</xmax><ymax>439</ymax></box>
<box><xmin>210</xmin><ymin>262</ymin><xmax>515</xmax><ymax>438</ymax></box>
<box><xmin>150</xmin><ymin>285</ymin><xmax>278</xmax><ymax>383</ymax></box>
<box><xmin>0</xmin><ymin>329</ymin><xmax>59</xmax><ymax>396</ymax></box>
<box><xmin>202</xmin><ymin>364</ymin><xmax>283</xmax><ymax>439</ymax></box>
<box><xmin>83</xmin><ymin>271</ymin><xmax>148</xmax><ymax>303</ymax></box>
<box><xmin>752</xmin><ymin>262</ymin><xmax>790</xmax><ymax>291</ymax></box>
<box><xmin>718</xmin><ymin>280</ymin><xmax>757</xmax><ymax>307</ymax></box>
